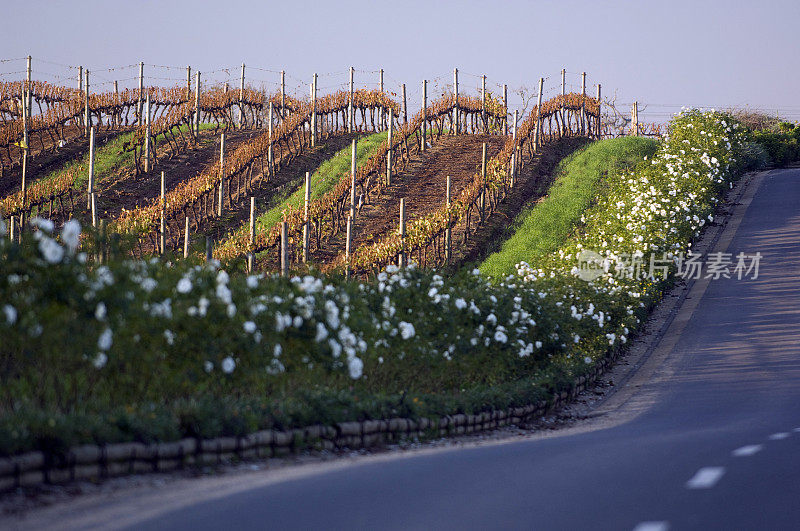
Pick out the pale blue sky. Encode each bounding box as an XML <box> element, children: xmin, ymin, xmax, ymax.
<box><xmin>3</xmin><ymin>0</ymin><xmax>799</xmax><ymax>122</ymax></box>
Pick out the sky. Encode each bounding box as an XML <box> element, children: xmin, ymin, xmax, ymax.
<box><xmin>3</xmin><ymin>0</ymin><xmax>800</xmax><ymax>123</ymax></box>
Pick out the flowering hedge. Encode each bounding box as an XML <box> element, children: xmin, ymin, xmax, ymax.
<box><xmin>0</xmin><ymin>109</ymin><xmax>748</xmax><ymax>456</ymax></box>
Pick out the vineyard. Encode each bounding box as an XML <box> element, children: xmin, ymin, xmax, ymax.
<box><xmin>4</xmin><ymin>58</ymin><xmax>774</xmax><ymax>480</ymax></box>
<box><xmin>1</xmin><ymin>61</ymin><xmax>606</xmax><ymax>276</ymax></box>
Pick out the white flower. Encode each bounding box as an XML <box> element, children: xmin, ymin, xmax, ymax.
<box><xmin>328</xmin><ymin>338</ymin><xmax>342</xmax><ymax>358</ymax></box>
<box><xmin>535</xmin><ymin>341</ymin><xmax>543</xmax><ymax>349</ymax></box>
<box><xmin>176</xmin><ymin>277</ymin><xmax>192</xmax><ymax>294</ymax></box>
<box><xmin>584</xmin><ymin>356</ymin><xmax>592</xmax><ymax>364</ymax></box>
<box><xmin>315</xmin><ymin>322</ymin><xmax>329</xmax><ymax>342</ymax></box>
<box><xmin>246</xmin><ymin>275</ymin><xmax>260</xmax><ymax>289</ymax></box>
<box><xmin>216</xmin><ymin>270</ymin><xmax>229</xmax><ymax>285</ymax></box>
<box><xmin>31</xmin><ymin>217</ymin><xmax>54</xmax><ymax>233</ymax></box>
<box><xmin>273</xmin><ymin>344</ymin><xmax>282</xmax><ymax>357</ymax></box>
<box><xmin>221</xmin><ymin>356</ymin><xmax>236</xmax><ymax>374</ymax></box>
<box><xmin>97</xmin><ymin>327</ymin><xmax>113</xmax><ymax>351</ymax></box>
<box><xmin>398</xmin><ymin>321</ymin><xmax>415</xmax><ymax>340</ymax></box>
<box><xmin>94</xmin><ymin>302</ymin><xmax>107</xmax><ymax>321</ymax></box>
<box><xmin>93</xmin><ymin>352</ymin><xmax>107</xmax><ymax>369</ymax></box>
<box><xmin>266</xmin><ymin>358</ymin><xmax>285</xmax><ymax>375</ymax></box>
<box><xmin>141</xmin><ymin>278</ymin><xmax>157</xmax><ymax>292</ymax></box>
<box><xmin>348</xmin><ymin>356</ymin><xmax>364</xmax><ymax>379</ymax></box>
<box><xmin>455</xmin><ymin>298</ymin><xmax>467</xmax><ymax>310</ymax></box>
<box><xmin>38</xmin><ymin>236</ymin><xmax>64</xmax><ymax>264</ymax></box>
<box><xmin>494</xmin><ymin>330</ymin><xmax>508</xmax><ymax>344</ymax></box>
<box><xmin>486</xmin><ymin>313</ymin><xmax>497</xmax><ymax>325</ymax></box>
<box><xmin>204</xmin><ymin>361</ymin><xmax>213</xmax><ymax>373</ymax></box>
<box><xmin>163</xmin><ymin>329</ymin><xmax>175</xmax><ymax>345</ymax></box>
<box><xmin>61</xmin><ymin>220</ymin><xmax>81</xmax><ymax>252</ymax></box>
<box><xmin>226</xmin><ymin>303</ymin><xmax>237</xmax><ymax>317</ymax></box>
<box><xmin>216</xmin><ymin>283</ymin><xmax>232</xmax><ymax>304</ymax></box>
<box><xmin>3</xmin><ymin>304</ymin><xmax>17</xmax><ymax>325</ymax></box>
<box><xmin>243</xmin><ymin>321</ymin><xmax>257</xmax><ymax>333</ymax></box>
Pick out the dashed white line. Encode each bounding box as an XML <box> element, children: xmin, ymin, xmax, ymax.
<box><xmin>732</xmin><ymin>444</ymin><xmax>763</xmax><ymax>457</ymax></box>
<box><xmin>769</xmin><ymin>432</ymin><xmax>790</xmax><ymax>440</ymax></box>
<box><xmin>686</xmin><ymin>467</ymin><xmax>726</xmax><ymax>489</ymax></box>
<box><xmin>633</xmin><ymin>522</ymin><xmax>669</xmax><ymax>531</ymax></box>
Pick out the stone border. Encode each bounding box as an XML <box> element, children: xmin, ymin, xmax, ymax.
<box><xmin>0</xmin><ymin>359</ymin><xmax>619</xmax><ymax>493</ymax></box>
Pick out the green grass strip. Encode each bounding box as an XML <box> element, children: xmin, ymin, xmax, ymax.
<box><xmin>480</xmin><ymin>137</ymin><xmax>659</xmax><ymax>277</ymax></box>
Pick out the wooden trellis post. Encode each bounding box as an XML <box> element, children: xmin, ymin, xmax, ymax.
<box><xmin>596</xmin><ymin>84</ymin><xmax>602</xmax><ymax>139</ymax></box>
<box><xmin>560</xmin><ymin>68</ymin><xmax>566</xmax><ymax>137</ymax></box>
<box><xmin>445</xmin><ymin>175</ymin><xmax>451</xmax><ymax>263</ymax></box>
<box><xmin>303</xmin><ymin>172</ymin><xmax>311</xmax><ymax>263</ymax></box>
<box><xmin>91</xmin><ymin>192</ymin><xmax>97</xmax><ymax>228</ymax></box>
<box><xmin>422</xmin><ymin>79</ymin><xmax>427</xmax><ymax>152</ymax></box>
<box><xmin>20</xmin><ymin>85</ymin><xmax>28</xmax><ymax>215</ymax></box>
<box><xmin>183</xmin><ymin>216</ymin><xmax>190</xmax><ymax>259</ymax></box>
<box><xmin>280</xmin><ymin>70</ymin><xmax>285</xmax><ymax>118</ymax></box>
<box><xmin>280</xmin><ymin>221</ymin><xmax>289</xmax><ymax>277</ymax></box>
<box><xmin>350</xmin><ymin>138</ymin><xmax>357</xmax><ymax>220</ymax></box>
<box><xmin>503</xmin><ymin>84</ymin><xmax>508</xmax><ymax>135</ymax></box>
<box><xmin>25</xmin><ymin>56</ymin><xmax>32</xmax><ymax>117</ymax></box>
<box><xmin>480</xmin><ymin>142</ymin><xmax>487</xmax><ymax>222</ymax></box>
<box><xmin>481</xmin><ymin>74</ymin><xmax>486</xmax><ymax>132</ymax></box>
<box><xmin>87</xmin><ymin>126</ymin><xmax>95</xmax><ymax>208</ymax></box>
<box><xmin>138</xmin><ymin>62</ymin><xmax>144</xmax><ymax>126</ymax></box>
<box><xmin>186</xmin><ymin>66</ymin><xmax>191</xmax><ymax>100</ymax></box>
<box><xmin>79</xmin><ymin>66</ymin><xmax>83</xmax><ymax>92</ymax></box>
<box><xmin>144</xmin><ymin>92</ymin><xmax>151</xmax><ymax>173</ymax></box>
<box><xmin>453</xmin><ymin>68</ymin><xmax>459</xmax><ymax>134</ymax></box>
<box><xmin>402</xmin><ymin>83</ymin><xmax>407</xmax><ymax>124</ymax></box>
<box><xmin>534</xmin><ymin>77</ymin><xmax>544</xmax><ymax>149</ymax></box>
<box><xmin>311</xmin><ymin>73</ymin><xmax>317</xmax><ymax>146</ymax></box>
<box><xmin>218</xmin><ymin>133</ymin><xmax>225</xmax><ymax>216</ymax></box>
<box><xmin>399</xmin><ymin>198</ymin><xmax>407</xmax><ymax>267</ymax></box>
<box><xmin>268</xmin><ymin>101</ymin><xmax>274</xmax><ymax>177</ymax></box>
<box><xmin>345</xmin><ymin>216</ymin><xmax>352</xmax><ymax>279</ymax></box>
<box><xmin>239</xmin><ymin>63</ymin><xmax>245</xmax><ymax>129</ymax></box>
<box><xmin>84</xmin><ymin>70</ymin><xmax>90</xmax><ymax>136</ymax></box>
<box><xmin>348</xmin><ymin>66</ymin><xmax>354</xmax><ymax>132</ymax></box>
<box><xmin>379</xmin><ymin>68</ymin><xmax>384</xmax><ymax>131</ymax></box>
<box><xmin>194</xmin><ymin>71</ymin><xmax>200</xmax><ymax>138</ymax></box>
<box><xmin>159</xmin><ymin>171</ymin><xmax>166</xmax><ymax>254</ymax></box>
<box><xmin>248</xmin><ymin>196</ymin><xmax>256</xmax><ymax>271</ymax></box>
<box><xmin>386</xmin><ymin>115</ymin><xmax>393</xmax><ymax>185</ymax></box>
<box><xmin>580</xmin><ymin>72</ymin><xmax>587</xmax><ymax>135</ymax></box>
<box><xmin>632</xmin><ymin>101</ymin><xmax>639</xmax><ymax>136</ymax></box>
<box><xmin>511</xmin><ymin>110</ymin><xmax>518</xmax><ymax>187</ymax></box>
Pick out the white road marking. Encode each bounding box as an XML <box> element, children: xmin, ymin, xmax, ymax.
<box><xmin>633</xmin><ymin>522</ymin><xmax>669</xmax><ymax>531</ymax></box>
<box><xmin>686</xmin><ymin>467</ymin><xmax>725</xmax><ymax>489</ymax></box>
<box><xmin>732</xmin><ymin>444</ymin><xmax>763</xmax><ymax>457</ymax></box>
<box><xmin>769</xmin><ymin>432</ymin><xmax>790</xmax><ymax>440</ymax></box>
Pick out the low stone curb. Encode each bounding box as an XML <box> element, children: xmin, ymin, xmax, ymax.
<box><xmin>0</xmin><ymin>357</ymin><xmax>616</xmax><ymax>493</ymax></box>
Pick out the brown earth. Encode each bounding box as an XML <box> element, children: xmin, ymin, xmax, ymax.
<box><xmin>309</xmin><ymin>134</ymin><xmax>507</xmax><ymax>266</ymax></box>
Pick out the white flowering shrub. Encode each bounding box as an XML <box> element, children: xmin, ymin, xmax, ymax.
<box><xmin>0</xmin><ymin>110</ymin><xmax>747</xmax><ymax>455</ymax></box>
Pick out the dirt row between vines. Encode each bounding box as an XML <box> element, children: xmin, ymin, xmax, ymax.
<box><xmin>297</xmin><ymin>134</ymin><xmax>589</xmax><ymax>272</ymax></box>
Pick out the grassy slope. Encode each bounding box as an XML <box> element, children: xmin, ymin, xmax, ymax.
<box><xmin>480</xmin><ymin>137</ymin><xmax>658</xmax><ymax>277</ymax></box>
<box><xmin>218</xmin><ymin>131</ymin><xmax>388</xmax><ymax>258</ymax></box>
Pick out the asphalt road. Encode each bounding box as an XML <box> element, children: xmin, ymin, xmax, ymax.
<box><xmin>120</xmin><ymin>169</ymin><xmax>800</xmax><ymax>530</ymax></box>
<box><xmin>11</xmin><ymin>168</ymin><xmax>792</xmax><ymax>531</ymax></box>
